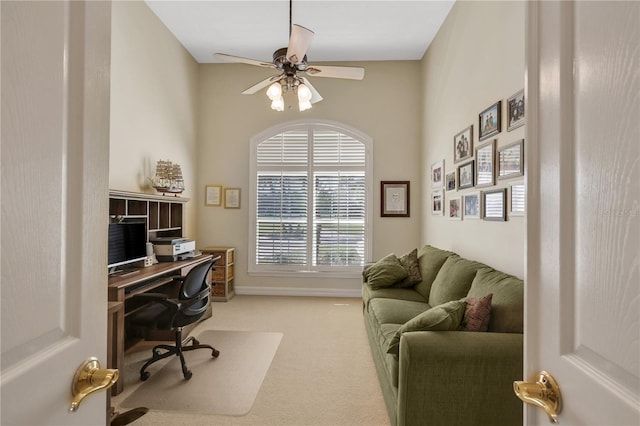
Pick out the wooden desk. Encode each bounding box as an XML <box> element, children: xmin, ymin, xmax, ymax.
<box><xmin>107</xmin><ymin>254</ymin><xmax>213</xmax><ymax>395</ymax></box>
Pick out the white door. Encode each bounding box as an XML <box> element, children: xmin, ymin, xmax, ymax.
<box><xmin>1</xmin><ymin>1</ymin><xmax>112</xmax><ymax>425</ymax></box>
<box><xmin>524</xmin><ymin>1</ymin><xmax>639</xmax><ymax>424</ymax></box>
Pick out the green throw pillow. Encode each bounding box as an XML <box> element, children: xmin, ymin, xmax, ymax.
<box><xmin>414</xmin><ymin>245</ymin><xmax>456</xmax><ymax>300</ymax></box>
<box><xmin>386</xmin><ymin>299</ymin><xmax>466</xmax><ymax>355</ymax></box>
<box><xmin>366</xmin><ymin>253</ymin><xmax>408</xmax><ymax>290</ymax></box>
<box><xmin>395</xmin><ymin>248</ymin><xmax>422</xmax><ymax>288</ymax></box>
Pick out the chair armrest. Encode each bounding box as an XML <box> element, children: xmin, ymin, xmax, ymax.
<box><xmin>397</xmin><ymin>331</ymin><xmax>523</xmax><ymax>426</ymax></box>
<box><xmin>131</xmin><ymin>292</ymin><xmax>169</xmax><ymax>301</ymax></box>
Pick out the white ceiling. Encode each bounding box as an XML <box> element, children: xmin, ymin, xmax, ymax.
<box><xmin>145</xmin><ymin>1</ymin><xmax>456</xmax><ymax>64</ymax></box>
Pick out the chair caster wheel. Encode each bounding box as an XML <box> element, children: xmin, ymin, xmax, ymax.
<box><xmin>184</xmin><ymin>370</ymin><xmax>192</xmax><ymax>380</ymax></box>
<box><xmin>140</xmin><ymin>371</ymin><xmax>150</xmax><ymax>381</ymax></box>
<box><xmin>212</xmin><ymin>349</ymin><xmax>220</xmax><ymax>358</ymax></box>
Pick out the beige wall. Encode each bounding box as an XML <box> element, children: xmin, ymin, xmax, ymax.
<box><xmin>421</xmin><ymin>1</ymin><xmax>525</xmax><ymax>277</ymax></box>
<box><xmin>109</xmin><ymin>1</ymin><xmax>199</xmax><ymax>238</ymax></box>
<box><xmin>196</xmin><ymin>61</ymin><xmax>422</xmax><ymax>294</ymax></box>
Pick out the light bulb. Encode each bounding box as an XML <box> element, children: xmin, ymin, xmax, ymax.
<box><xmin>271</xmin><ymin>97</ymin><xmax>284</xmax><ymax>112</ymax></box>
<box><xmin>266</xmin><ymin>82</ymin><xmax>282</xmax><ymax>101</ymax></box>
<box><xmin>297</xmin><ymin>83</ymin><xmax>312</xmax><ymax>102</ymax></box>
<box><xmin>299</xmin><ymin>99</ymin><xmax>312</xmax><ymax>112</ymax></box>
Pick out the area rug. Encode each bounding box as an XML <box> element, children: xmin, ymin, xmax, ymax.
<box><xmin>119</xmin><ymin>330</ymin><xmax>282</xmax><ymax>416</ymax></box>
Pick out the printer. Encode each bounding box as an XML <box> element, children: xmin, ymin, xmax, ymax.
<box><xmin>150</xmin><ymin>237</ymin><xmax>197</xmax><ymax>262</ymax></box>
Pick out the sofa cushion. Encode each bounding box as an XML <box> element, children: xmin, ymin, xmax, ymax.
<box><xmin>428</xmin><ymin>255</ymin><xmax>487</xmax><ymax>307</ymax></box>
<box><xmin>414</xmin><ymin>245</ymin><xmax>456</xmax><ymax>299</ymax></box>
<box><xmin>395</xmin><ymin>248</ymin><xmax>422</xmax><ymax>288</ymax></box>
<box><xmin>461</xmin><ymin>293</ymin><xmax>493</xmax><ymax>332</ymax></box>
<box><xmin>362</xmin><ymin>285</ymin><xmax>428</xmax><ymax>309</ymax></box>
<box><xmin>368</xmin><ymin>298</ymin><xmax>431</xmax><ymax>326</ymax></box>
<box><xmin>386</xmin><ymin>299</ymin><xmax>466</xmax><ymax>355</ymax></box>
<box><xmin>365</xmin><ymin>253</ymin><xmax>408</xmax><ymax>290</ymax></box>
<box><xmin>467</xmin><ymin>268</ymin><xmax>524</xmax><ymax>333</ymax></box>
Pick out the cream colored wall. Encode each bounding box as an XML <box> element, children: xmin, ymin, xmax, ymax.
<box><xmin>197</xmin><ymin>62</ymin><xmax>422</xmax><ymax>294</ymax></box>
<box><xmin>421</xmin><ymin>1</ymin><xmax>525</xmax><ymax>277</ymax></box>
<box><xmin>109</xmin><ymin>1</ymin><xmax>199</xmax><ymax>238</ymax></box>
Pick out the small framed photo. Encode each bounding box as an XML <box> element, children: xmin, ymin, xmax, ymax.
<box><xmin>448</xmin><ymin>197</ymin><xmax>462</xmax><ymax>220</ymax></box>
<box><xmin>507</xmin><ymin>89</ymin><xmax>525</xmax><ymax>131</ymax></box>
<box><xmin>453</xmin><ymin>125</ymin><xmax>473</xmax><ymax>164</ymax></box>
<box><xmin>431</xmin><ymin>160</ymin><xmax>444</xmax><ymax>188</ymax></box>
<box><xmin>498</xmin><ymin>139</ymin><xmax>524</xmax><ymax>180</ymax></box>
<box><xmin>482</xmin><ymin>188</ymin><xmax>507</xmax><ymax>221</ymax></box>
<box><xmin>463</xmin><ymin>192</ymin><xmax>481</xmax><ymax>219</ymax></box>
<box><xmin>205</xmin><ymin>184</ymin><xmax>222</xmax><ymax>206</ymax></box>
<box><xmin>475</xmin><ymin>140</ymin><xmax>496</xmax><ymax>188</ymax></box>
<box><xmin>381</xmin><ymin>181</ymin><xmax>410</xmax><ymax>217</ymax></box>
<box><xmin>510</xmin><ymin>181</ymin><xmax>525</xmax><ymax>216</ymax></box>
<box><xmin>457</xmin><ymin>160</ymin><xmax>475</xmax><ymax>190</ymax></box>
<box><xmin>479</xmin><ymin>101</ymin><xmax>501</xmax><ymax>141</ymax></box>
<box><xmin>445</xmin><ymin>171</ymin><xmax>456</xmax><ymax>191</ymax></box>
<box><xmin>431</xmin><ymin>190</ymin><xmax>444</xmax><ymax>215</ymax></box>
<box><xmin>224</xmin><ymin>187</ymin><xmax>241</xmax><ymax>209</ymax></box>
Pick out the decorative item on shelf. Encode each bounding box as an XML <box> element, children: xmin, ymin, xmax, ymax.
<box><xmin>149</xmin><ymin>160</ymin><xmax>185</xmax><ymax>196</ymax></box>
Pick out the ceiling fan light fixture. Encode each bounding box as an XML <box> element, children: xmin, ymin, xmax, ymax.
<box><xmin>271</xmin><ymin>97</ymin><xmax>285</xmax><ymax>112</ymax></box>
<box><xmin>266</xmin><ymin>82</ymin><xmax>283</xmax><ymax>101</ymax></box>
<box><xmin>298</xmin><ymin>99</ymin><xmax>312</xmax><ymax>112</ymax></box>
<box><xmin>297</xmin><ymin>83</ymin><xmax>312</xmax><ymax>102</ymax></box>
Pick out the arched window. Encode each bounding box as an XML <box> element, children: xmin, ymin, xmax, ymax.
<box><xmin>249</xmin><ymin>120</ymin><xmax>372</xmax><ymax>275</ymax></box>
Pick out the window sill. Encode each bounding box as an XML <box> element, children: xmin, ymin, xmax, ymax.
<box><xmin>248</xmin><ymin>270</ymin><xmax>363</xmax><ymax>279</ymax></box>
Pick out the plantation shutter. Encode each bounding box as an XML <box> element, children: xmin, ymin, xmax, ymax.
<box><xmin>253</xmin><ymin>125</ymin><xmax>368</xmax><ymax>272</ymax></box>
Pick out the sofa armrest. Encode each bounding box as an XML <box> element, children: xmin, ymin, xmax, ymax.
<box><xmin>397</xmin><ymin>331</ymin><xmax>523</xmax><ymax>426</ymax></box>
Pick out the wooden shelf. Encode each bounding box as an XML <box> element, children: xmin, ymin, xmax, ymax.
<box><xmin>201</xmin><ymin>247</ymin><xmax>235</xmax><ymax>302</ymax></box>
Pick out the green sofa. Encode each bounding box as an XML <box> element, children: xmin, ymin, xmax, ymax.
<box><xmin>362</xmin><ymin>245</ymin><xmax>524</xmax><ymax>426</ymax></box>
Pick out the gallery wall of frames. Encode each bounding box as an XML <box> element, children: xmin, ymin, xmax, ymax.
<box><xmin>430</xmin><ymin>90</ymin><xmax>525</xmax><ymax>222</ymax></box>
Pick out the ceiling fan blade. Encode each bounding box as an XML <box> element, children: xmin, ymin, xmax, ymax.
<box><xmin>305</xmin><ymin>65</ymin><xmax>365</xmax><ymax>80</ymax></box>
<box><xmin>214</xmin><ymin>53</ymin><xmax>276</xmax><ymax>69</ymax></box>
<box><xmin>286</xmin><ymin>24</ymin><xmax>314</xmax><ymax>64</ymax></box>
<box><xmin>242</xmin><ymin>75</ymin><xmax>282</xmax><ymax>95</ymax></box>
<box><xmin>300</xmin><ymin>77</ymin><xmax>323</xmax><ymax>104</ymax></box>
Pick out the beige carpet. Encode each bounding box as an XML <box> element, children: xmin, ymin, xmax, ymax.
<box><xmin>112</xmin><ymin>296</ymin><xmax>390</xmax><ymax>425</ymax></box>
<box><xmin>119</xmin><ymin>330</ymin><xmax>282</xmax><ymax>415</ymax></box>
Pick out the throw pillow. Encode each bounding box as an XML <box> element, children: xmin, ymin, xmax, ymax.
<box><xmin>461</xmin><ymin>293</ymin><xmax>493</xmax><ymax>332</ymax></box>
<box><xmin>395</xmin><ymin>248</ymin><xmax>422</xmax><ymax>288</ymax></box>
<box><xmin>365</xmin><ymin>253</ymin><xmax>408</xmax><ymax>290</ymax></box>
<box><xmin>386</xmin><ymin>299</ymin><xmax>466</xmax><ymax>355</ymax></box>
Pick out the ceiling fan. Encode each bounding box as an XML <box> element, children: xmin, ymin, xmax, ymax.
<box><xmin>214</xmin><ymin>0</ymin><xmax>365</xmax><ymax>111</ymax></box>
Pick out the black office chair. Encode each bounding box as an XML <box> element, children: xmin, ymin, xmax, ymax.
<box><xmin>128</xmin><ymin>257</ymin><xmax>221</xmax><ymax>381</ymax></box>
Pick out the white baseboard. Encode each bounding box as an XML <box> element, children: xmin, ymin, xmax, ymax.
<box><xmin>235</xmin><ymin>286</ymin><xmax>362</xmax><ymax>298</ymax></box>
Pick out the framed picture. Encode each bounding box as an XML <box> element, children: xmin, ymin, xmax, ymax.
<box><xmin>453</xmin><ymin>125</ymin><xmax>473</xmax><ymax>164</ymax></box>
<box><xmin>448</xmin><ymin>197</ymin><xmax>462</xmax><ymax>220</ymax></box>
<box><xmin>445</xmin><ymin>171</ymin><xmax>456</xmax><ymax>191</ymax></box>
<box><xmin>479</xmin><ymin>101</ymin><xmax>501</xmax><ymax>141</ymax></box>
<box><xmin>381</xmin><ymin>181</ymin><xmax>410</xmax><ymax>217</ymax></box>
<box><xmin>482</xmin><ymin>188</ymin><xmax>507</xmax><ymax>221</ymax></box>
<box><xmin>510</xmin><ymin>181</ymin><xmax>525</xmax><ymax>216</ymax></box>
<box><xmin>463</xmin><ymin>192</ymin><xmax>481</xmax><ymax>219</ymax></box>
<box><xmin>507</xmin><ymin>89</ymin><xmax>525</xmax><ymax>131</ymax></box>
<box><xmin>498</xmin><ymin>139</ymin><xmax>524</xmax><ymax>179</ymax></box>
<box><xmin>457</xmin><ymin>160</ymin><xmax>475</xmax><ymax>190</ymax></box>
<box><xmin>431</xmin><ymin>160</ymin><xmax>444</xmax><ymax>188</ymax></box>
<box><xmin>431</xmin><ymin>190</ymin><xmax>444</xmax><ymax>215</ymax></box>
<box><xmin>475</xmin><ymin>140</ymin><xmax>496</xmax><ymax>188</ymax></box>
<box><xmin>224</xmin><ymin>187</ymin><xmax>241</xmax><ymax>209</ymax></box>
<box><xmin>205</xmin><ymin>184</ymin><xmax>222</xmax><ymax>206</ymax></box>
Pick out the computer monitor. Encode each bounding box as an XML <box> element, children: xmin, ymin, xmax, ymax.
<box><xmin>107</xmin><ymin>221</ymin><xmax>147</xmax><ymax>273</ymax></box>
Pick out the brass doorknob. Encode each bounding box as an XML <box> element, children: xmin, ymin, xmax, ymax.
<box><xmin>70</xmin><ymin>357</ymin><xmax>119</xmax><ymax>412</ymax></box>
<box><xmin>514</xmin><ymin>371</ymin><xmax>562</xmax><ymax>423</ymax></box>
